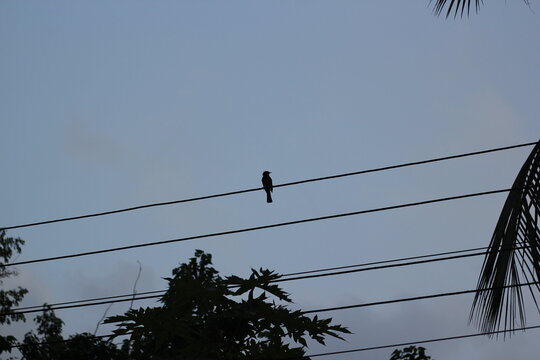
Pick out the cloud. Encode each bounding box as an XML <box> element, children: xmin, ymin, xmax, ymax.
<box><xmin>63</xmin><ymin>121</ymin><xmax>126</xmax><ymax>165</ymax></box>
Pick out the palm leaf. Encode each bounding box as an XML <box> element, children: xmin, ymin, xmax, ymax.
<box><xmin>432</xmin><ymin>0</ymin><xmax>532</xmax><ymax>17</ymax></box>
<box><xmin>432</xmin><ymin>0</ymin><xmax>483</xmax><ymax>18</ymax></box>
<box><xmin>470</xmin><ymin>141</ymin><xmax>540</xmax><ymax>336</ymax></box>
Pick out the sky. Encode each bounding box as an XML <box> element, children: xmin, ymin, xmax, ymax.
<box><xmin>1</xmin><ymin>1</ymin><xmax>540</xmax><ymax>359</ymax></box>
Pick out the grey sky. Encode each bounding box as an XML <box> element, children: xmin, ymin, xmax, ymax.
<box><xmin>1</xmin><ymin>1</ymin><xmax>540</xmax><ymax>359</ymax></box>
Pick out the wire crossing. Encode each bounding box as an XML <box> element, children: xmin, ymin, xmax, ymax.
<box><xmin>5</xmin><ymin>187</ymin><xmax>519</xmax><ymax>267</ymax></box>
<box><xmin>7</xmin><ymin>250</ymin><xmax>533</xmax><ymax>316</ymax></box>
<box><xmin>1</xmin><ymin>141</ymin><xmax>535</xmax><ymax>231</ymax></box>
<box><xmin>9</xmin><ymin>244</ymin><xmax>489</xmax><ymax>314</ymax></box>
<box><xmin>8</xmin><ymin>312</ymin><xmax>540</xmax><ymax>353</ymax></box>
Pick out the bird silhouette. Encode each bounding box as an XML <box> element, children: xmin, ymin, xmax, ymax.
<box><xmin>261</xmin><ymin>171</ymin><xmax>273</xmax><ymax>203</ymax></box>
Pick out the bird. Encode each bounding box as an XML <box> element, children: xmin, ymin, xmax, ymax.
<box><xmin>261</xmin><ymin>171</ymin><xmax>273</xmax><ymax>203</ymax></box>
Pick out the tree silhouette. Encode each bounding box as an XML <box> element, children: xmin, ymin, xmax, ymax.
<box><xmin>105</xmin><ymin>250</ymin><xmax>350</xmax><ymax>359</ymax></box>
<box><xmin>0</xmin><ymin>230</ymin><xmax>28</xmax><ymax>356</ymax></box>
<box><xmin>20</xmin><ymin>305</ymin><xmax>128</xmax><ymax>360</ymax></box>
<box><xmin>391</xmin><ymin>346</ymin><xmax>433</xmax><ymax>360</ymax></box>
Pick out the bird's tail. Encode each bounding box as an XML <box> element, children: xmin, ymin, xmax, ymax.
<box><xmin>266</xmin><ymin>192</ymin><xmax>273</xmax><ymax>203</ymax></box>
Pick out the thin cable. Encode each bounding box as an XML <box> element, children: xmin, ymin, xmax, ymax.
<box><xmin>11</xmin><ymin>325</ymin><xmax>540</xmax><ymax>352</ymax></box>
<box><xmin>12</xmin><ymin>244</ymin><xmax>490</xmax><ymax>313</ymax></box>
<box><xmin>12</xmin><ymin>290</ymin><xmax>165</xmax><ymax>313</ymax></box>
<box><xmin>304</xmin><ymin>325</ymin><xmax>540</xmax><ymax>358</ymax></box>
<box><xmin>2</xmin><ymin>141</ymin><xmax>535</xmax><ymax>231</ymax></box>
<box><xmin>9</xmin><ymin>303</ymin><xmax>540</xmax><ymax>352</ymax></box>
<box><xmin>300</xmin><ymin>282</ymin><xmax>539</xmax><ymax>314</ymax></box>
<box><xmin>7</xmin><ymin>251</ymin><xmax>532</xmax><ymax>316</ymax></box>
<box><xmin>275</xmin><ymin>245</ymin><xmax>533</xmax><ymax>284</ymax></box>
<box><xmin>5</xmin><ymin>187</ymin><xmax>519</xmax><ymax>267</ymax></box>
<box><xmin>282</xmin><ymin>245</ymin><xmax>489</xmax><ymax>277</ymax></box>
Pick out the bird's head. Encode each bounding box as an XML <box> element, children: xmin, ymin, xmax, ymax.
<box><xmin>262</xmin><ymin>171</ymin><xmax>271</xmax><ymax>176</ymax></box>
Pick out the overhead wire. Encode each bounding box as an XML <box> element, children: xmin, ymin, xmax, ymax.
<box><xmin>303</xmin><ymin>325</ymin><xmax>540</xmax><ymax>358</ymax></box>
<box><xmin>7</xmin><ymin>247</ymin><xmax>532</xmax><ymax>316</ymax></box>
<box><xmin>5</xmin><ymin>187</ymin><xmax>522</xmax><ymax>267</ymax></box>
<box><xmin>9</xmin><ymin>304</ymin><xmax>540</xmax><ymax>352</ymax></box>
<box><xmin>11</xmin><ymin>281</ymin><xmax>538</xmax><ymax>317</ymax></box>
<box><xmin>4</xmin><ymin>141</ymin><xmax>538</xmax><ymax>354</ymax></box>
<box><xmin>300</xmin><ymin>282</ymin><xmax>539</xmax><ymax>314</ymax></box>
<box><xmin>1</xmin><ymin>141</ymin><xmax>535</xmax><ymax>231</ymax></box>
<box><xmin>281</xmin><ymin>244</ymin><xmax>489</xmax><ymax>277</ymax></box>
<box><xmin>9</xmin><ymin>244</ymin><xmax>489</xmax><ymax>314</ymax></box>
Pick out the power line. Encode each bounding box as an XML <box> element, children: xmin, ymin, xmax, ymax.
<box><xmin>272</xmin><ymin>250</ymin><xmax>488</xmax><ymax>284</ymax></box>
<box><xmin>7</xmin><ymin>253</ymin><xmax>533</xmax><ymax>316</ymax></box>
<box><xmin>282</xmin><ymin>245</ymin><xmax>489</xmax><ymax>277</ymax></box>
<box><xmin>9</xmin><ymin>308</ymin><xmax>540</xmax><ymax>353</ymax></box>
<box><xmin>12</xmin><ymin>289</ymin><xmax>164</xmax><ymax>313</ymax></box>
<box><xmin>300</xmin><ymin>282</ymin><xmax>539</xmax><ymax>314</ymax></box>
<box><xmin>304</xmin><ymin>325</ymin><xmax>540</xmax><ymax>358</ymax></box>
<box><xmin>1</xmin><ymin>141</ymin><xmax>535</xmax><ymax>231</ymax></box>
<box><xmin>10</xmin><ymin>244</ymin><xmax>489</xmax><ymax>314</ymax></box>
<box><xmin>5</xmin><ymin>187</ymin><xmax>520</xmax><ymax>267</ymax></box>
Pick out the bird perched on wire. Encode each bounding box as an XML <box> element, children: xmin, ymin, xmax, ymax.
<box><xmin>261</xmin><ymin>171</ymin><xmax>273</xmax><ymax>203</ymax></box>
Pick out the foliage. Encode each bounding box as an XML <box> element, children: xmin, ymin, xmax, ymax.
<box><xmin>470</xmin><ymin>141</ymin><xmax>540</xmax><ymax>335</ymax></box>
<box><xmin>390</xmin><ymin>345</ymin><xmax>432</xmax><ymax>360</ymax></box>
<box><xmin>0</xmin><ymin>230</ymin><xmax>28</xmax><ymax>355</ymax></box>
<box><xmin>20</xmin><ymin>305</ymin><xmax>128</xmax><ymax>360</ymax></box>
<box><xmin>432</xmin><ymin>0</ymin><xmax>530</xmax><ymax>18</ymax></box>
<box><xmin>105</xmin><ymin>250</ymin><xmax>351</xmax><ymax>359</ymax></box>
<box><xmin>432</xmin><ymin>0</ymin><xmax>483</xmax><ymax>17</ymax></box>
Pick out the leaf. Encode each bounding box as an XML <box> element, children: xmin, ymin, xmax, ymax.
<box><xmin>432</xmin><ymin>0</ymin><xmax>482</xmax><ymax>18</ymax></box>
<box><xmin>226</xmin><ymin>268</ymin><xmax>291</xmax><ymax>302</ymax></box>
<box><xmin>470</xmin><ymin>141</ymin><xmax>540</xmax><ymax>335</ymax></box>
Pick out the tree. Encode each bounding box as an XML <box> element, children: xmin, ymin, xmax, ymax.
<box><xmin>105</xmin><ymin>250</ymin><xmax>351</xmax><ymax>359</ymax></box>
<box><xmin>0</xmin><ymin>232</ymin><xmax>129</xmax><ymax>360</ymax></box>
<box><xmin>20</xmin><ymin>305</ymin><xmax>128</xmax><ymax>360</ymax></box>
<box><xmin>390</xmin><ymin>346</ymin><xmax>433</xmax><ymax>360</ymax></box>
<box><xmin>0</xmin><ymin>230</ymin><xmax>28</xmax><ymax>355</ymax></box>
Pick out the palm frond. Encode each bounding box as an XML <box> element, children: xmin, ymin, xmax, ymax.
<box><xmin>432</xmin><ymin>0</ymin><xmax>483</xmax><ymax>18</ymax></box>
<box><xmin>470</xmin><ymin>141</ymin><xmax>540</xmax><ymax>336</ymax></box>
